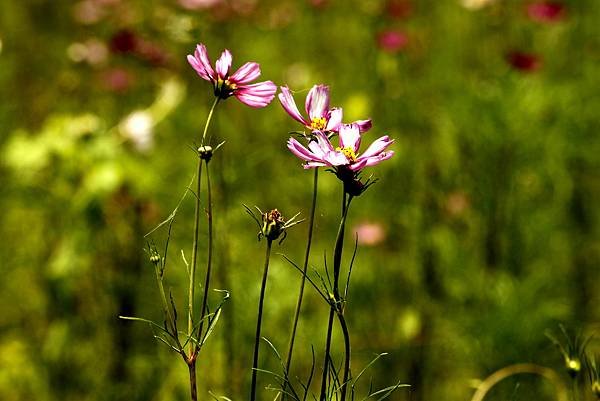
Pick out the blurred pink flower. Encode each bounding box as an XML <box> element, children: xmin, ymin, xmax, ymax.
<box><xmin>278</xmin><ymin>84</ymin><xmax>372</xmax><ymax>133</ymax></box>
<box><xmin>187</xmin><ymin>43</ymin><xmax>276</xmax><ymax>107</ymax></box>
<box><xmin>287</xmin><ymin>123</ymin><xmax>394</xmax><ymax>171</ymax></box>
<box><xmin>178</xmin><ymin>0</ymin><xmax>222</xmax><ymax>10</ymax></box>
<box><xmin>353</xmin><ymin>222</ymin><xmax>386</xmax><ymax>246</ymax></box>
<box><xmin>100</xmin><ymin>68</ymin><xmax>134</xmax><ymax>92</ymax></box>
<box><xmin>377</xmin><ymin>30</ymin><xmax>408</xmax><ymax>53</ymax></box>
<box><xmin>527</xmin><ymin>2</ymin><xmax>566</xmax><ymax>23</ymax></box>
<box><xmin>506</xmin><ymin>51</ymin><xmax>542</xmax><ymax>72</ymax></box>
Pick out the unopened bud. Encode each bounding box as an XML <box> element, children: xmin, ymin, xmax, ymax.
<box><xmin>150</xmin><ymin>253</ymin><xmax>161</xmax><ymax>265</ymax></box>
<box><xmin>262</xmin><ymin>209</ymin><xmax>285</xmax><ymax>241</ymax></box>
<box><xmin>198</xmin><ymin>145</ymin><xmax>213</xmax><ymax>161</ymax></box>
<box><xmin>566</xmin><ymin>358</ymin><xmax>581</xmax><ymax>378</ymax></box>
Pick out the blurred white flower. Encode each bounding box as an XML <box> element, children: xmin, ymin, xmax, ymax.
<box><xmin>120</xmin><ymin>111</ymin><xmax>154</xmax><ymax>152</ymax></box>
<box><xmin>67</xmin><ymin>38</ymin><xmax>108</xmax><ymax>66</ymax></box>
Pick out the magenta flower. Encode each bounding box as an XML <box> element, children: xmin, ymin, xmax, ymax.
<box><xmin>377</xmin><ymin>30</ymin><xmax>409</xmax><ymax>53</ymax></box>
<box><xmin>527</xmin><ymin>2</ymin><xmax>566</xmax><ymax>23</ymax></box>
<box><xmin>187</xmin><ymin>43</ymin><xmax>277</xmax><ymax>107</ymax></box>
<box><xmin>278</xmin><ymin>84</ymin><xmax>372</xmax><ymax>133</ymax></box>
<box><xmin>287</xmin><ymin>123</ymin><xmax>394</xmax><ymax>171</ymax></box>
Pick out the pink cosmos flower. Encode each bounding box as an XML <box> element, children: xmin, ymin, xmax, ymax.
<box><xmin>278</xmin><ymin>84</ymin><xmax>372</xmax><ymax>133</ymax></box>
<box><xmin>287</xmin><ymin>123</ymin><xmax>394</xmax><ymax>171</ymax></box>
<box><xmin>527</xmin><ymin>2</ymin><xmax>566</xmax><ymax>23</ymax></box>
<box><xmin>377</xmin><ymin>30</ymin><xmax>409</xmax><ymax>53</ymax></box>
<box><xmin>187</xmin><ymin>43</ymin><xmax>277</xmax><ymax>108</ymax></box>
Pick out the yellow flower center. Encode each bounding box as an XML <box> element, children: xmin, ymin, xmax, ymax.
<box><xmin>224</xmin><ymin>79</ymin><xmax>237</xmax><ymax>90</ymax></box>
<box><xmin>310</xmin><ymin>117</ymin><xmax>327</xmax><ymax>131</ymax></box>
<box><xmin>337</xmin><ymin>146</ymin><xmax>358</xmax><ymax>162</ymax></box>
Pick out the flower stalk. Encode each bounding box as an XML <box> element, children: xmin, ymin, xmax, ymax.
<box><xmin>189</xmin><ymin>96</ymin><xmax>219</xmax><ymax>357</ymax></box>
<box><xmin>283</xmin><ymin>167</ymin><xmax>319</xmax><ymax>397</ymax></box>
<box><xmin>250</xmin><ymin>239</ymin><xmax>273</xmax><ymax>401</ymax></box>
<box><xmin>320</xmin><ymin>193</ymin><xmax>353</xmax><ymax>401</ymax></box>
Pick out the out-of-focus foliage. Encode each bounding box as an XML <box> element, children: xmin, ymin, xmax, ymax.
<box><xmin>0</xmin><ymin>0</ymin><xmax>598</xmax><ymax>400</ymax></box>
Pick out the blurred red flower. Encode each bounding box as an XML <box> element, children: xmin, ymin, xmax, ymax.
<box><xmin>506</xmin><ymin>51</ymin><xmax>542</xmax><ymax>72</ymax></box>
<box><xmin>377</xmin><ymin>30</ymin><xmax>408</xmax><ymax>53</ymax></box>
<box><xmin>385</xmin><ymin>0</ymin><xmax>412</xmax><ymax>19</ymax></box>
<box><xmin>527</xmin><ymin>2</ymin><xmax>566</xmax><ymax>23</ymax></box>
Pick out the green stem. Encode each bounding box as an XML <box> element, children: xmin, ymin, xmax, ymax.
<box><xmin>155</xmin><ymin>266</ymin><xmax>176</xmax><ymax>334</ymax></box>
<box><xmin>196</xmin><ymin>160</ymin><xmax>213</xmax><ymax>351</ymax></box>
<box><xmin>571</xmin><ymin>377</ymin><xmax>579</xmax><ymax>401</ymax></box>
<box><xmin>250</xmin><ymin>240</ymin><xmax>273</xmax><ymax>401</ymax></box>
<box><xmin>188</xmin><ymin>360</ymin><xmax>198</xmax><ymax>401</ymax></box>
<box><xmin>283</xmin><ymin>168</ymin><xmax>319</xmax><ymax>397</ymax></box>
<box><xmin>188</xmin><ymin>97</ymin><xmax>219</xmax><ymax>356</ymax></box>
<box><xmin>319</xmin><ymin>192</ymin><xmax>351</xmax><ymax>401</ymax></box>
<box><xmin>337</xmin><ymin>312</ymin><xmax>351</xmax><ymax>401</ymax></box>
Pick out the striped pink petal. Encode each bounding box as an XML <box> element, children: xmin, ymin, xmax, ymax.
<box><xmin>325</xmin><ymin>108</ymin><xmax>343</xmax><ymax>132</ymax></box>
<box><xmin>278</xmin><ymin>86</ymin><xmax>309</xmax><ymax>126</ymax></box>
<box><xmin>354</xmin><ymin>118</ymin><xmax>372</xmax><ymax>133</ymax></box>
<box><xmin>187</xmin><ymin>44</ymin><xmax>215</xmax><ymax>81</ymax></box>
<box><xmin>215</xmin><ymin>49</ymin><xmax>232</xmax><ymax>79</ymax></box>
<box><xmin>358</xmin><ymin>135</ymin><xmax>394</xmax><ymax>159</ymax></box>
<box><xmin>235</xmin><ymin>81</ymin><xmax>277</xmax><ymax>108</ymax></box>
<box><xmin>229</xmin><ymin>62</ymin><xmax>261</xmax><ymax>85</ymax></box>
<box><xmin>339</xmin><ymin>123</ymin><xmax>361</xmax><ymax>152</ymax></box>
<box><xmin>350</xmin><ymin>150</ymin><xmax>395</xmax><ymax>171</ymax></box>
<box><xmin>287</xmin><ymin>138</ymin><xmax>323</xmax><ymax>162</ymax></box>
<box><xmin>305</xmin><ymin>84</ymin><xmax>330</xmax><ymax>120</ymax></box>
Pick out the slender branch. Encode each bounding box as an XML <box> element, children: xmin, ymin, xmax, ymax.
<box><xmin>196</xmin><ymin>159</ymin><xmax>214</xmax><ymax>353</ymax></box>
<box><xmin>469</xmin><ymin>363</ymin><xmax>568</xmax><ymax>401</ymax></box>
<box><xmin>188</xmin><ymin>360</ymin><xmax>198</xmax><ymax>401</ymax></box>
<box><xmin>283</xmin><ymin>168</ymin><xmax>319</xmax><ymax>397</ymax></box>
<box><xmin>189</xmin><ymin>97</ymin><xmax>220</xmax><ymax>357</ymax></box>
<box><xmin>319</xmin><ymin>308</ymin><xmax>336</xmax><ymax>401</ymax></box>
<box><xmin>337</xmin><ymin>312</ymin><xmax>351</xmax><ymax>401</ymax></box>
<box><xmin>320</xmin><ymin>192</ymin><xmax>352</xmax><ymax>401</ymax></box>
<box><xmin>201</xmin><ymin>97</ymin><xmax>219</xmax><ymax>146</ymax></box>
<box><xmin>251</xmin><ymin>240</ymin><xmax>273</xmax><ymax>401</ymax></box>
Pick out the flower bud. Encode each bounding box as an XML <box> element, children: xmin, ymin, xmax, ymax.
<box><xmin>149</xmin><ymin>254</ymin><xmax>161</xmax><ymax>265</ymax></box>
<box><xmin>262</xmin><ymin>209</ymin><xmax>286</xmax><ymax>242</ymax></box>
<box><xmin>566</xmin><ymin>357</ymin><xmax>581</xmax><ymax>378</ymax></box>
<box><xmin>198</xmin><ymin>145</ymin><xmax>213</xmax><ymax>161</ymax></box>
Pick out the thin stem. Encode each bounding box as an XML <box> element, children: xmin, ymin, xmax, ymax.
<box><xmin>201</xmin><ymin>97</ymin><xmax>220</xmax><ymax>146</ymax></box>
<box><xmin>337</xmin><ymin>312</ymin><xmax>351</xmax><ymax>401</ymax></box>
<box><xmin>250</xmin><ymin>240</ymin><xmax>273</xmax><ymax>401</ymax></box>
<box><xmin>469</xmin><ymin>363</ymin><xmax>567</xmax><ymax>401</ymax></box>
<box><xmin>188</xmin><ymin>97</ymin><xmax>220</xmax><ymax>356</ymax></box>
<box><xmin>320</xmin><ymin>192</ymin><xmax>352</xmax><ymax>401</ymax></box>
<box><xmin>195</xmin><ymin>160</ymin><xmax>214</xmax><ymax>352</ymax></box>
<box><xmin>155</xmin><ymin>266</ymin><xmax>176</xmax><ymax>335</ymax></box>
<box><xmin>283</xmin><ymin>168</ymin><xmax>319</xmax><ymax>397</ymax></box>
<box><xmin>188</xmin><ymin>360</ymin><xmax>198</xmax><ymax>401</ymax></box>
<box><xmin>570</xmin><ymin>377</ymin><xmax>579</xmax><ymax>401</ymax></box>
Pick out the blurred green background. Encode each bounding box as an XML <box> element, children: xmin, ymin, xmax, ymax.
<box><xmin>1</xmin><ymin>0</ymin><xmax>599</xmax><ymax>400</ymax></box>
